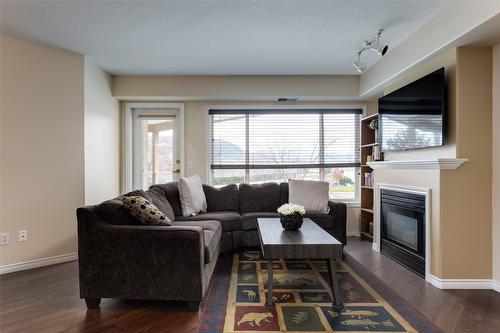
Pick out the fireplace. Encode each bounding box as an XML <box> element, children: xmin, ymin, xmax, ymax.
<box><xmin>380</xmin><ymin>188</ymin><xmax>426</xmax><ymax>277</ymax></box>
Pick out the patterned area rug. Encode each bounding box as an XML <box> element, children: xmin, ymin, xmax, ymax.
<box><xmin>198</xmin><ymin>251</ymin><xmax>441</xmax><ymax>333</ymax></box>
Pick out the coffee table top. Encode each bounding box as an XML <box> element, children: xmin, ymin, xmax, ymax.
<box><xmin>257</xmin><ymin>218</ymin><xmax>342</xmax><ymax>259</ymax></box>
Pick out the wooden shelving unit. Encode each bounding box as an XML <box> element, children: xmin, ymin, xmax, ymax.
<box><xmin>359</xmin><ymin>113</ymin><xmax>383</xmax><ymax>242</ymax></box>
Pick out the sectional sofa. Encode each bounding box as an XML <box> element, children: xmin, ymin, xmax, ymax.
<box><xmin>77</xmin><ymin>182</ymin><xmax>347</xmax><ymax>309</ymax></box>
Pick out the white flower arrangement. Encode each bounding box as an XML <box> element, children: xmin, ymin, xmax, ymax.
<box><xmin>277</xmin><ymin>203</ymin><xmax>306</xmax><ymax>216</ymax></box>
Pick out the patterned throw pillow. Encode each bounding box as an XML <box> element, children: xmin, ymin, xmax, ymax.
<box><xmin>122</xmin><ymin>195</ymin><xmax>172</xmax><ymax>226</ymax></box>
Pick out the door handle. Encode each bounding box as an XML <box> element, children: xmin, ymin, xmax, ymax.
<box><xmin>173</xmin><ymin>169</ymin><xmax>181</xmax><ymax>174</ymax></box>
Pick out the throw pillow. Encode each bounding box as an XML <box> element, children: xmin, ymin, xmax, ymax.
<box><xmin>288</xmin><ymin>179</ymin><xmax>330</xmax><ymax>214</ymax></box>
<box><xmin>178</xmin><ymin>175</ymin><xmax>207</xmax><ymax>216</ymax></box>
<box><xmin>122</xmin><ymin>195</ymin><xmax>173</xmax><ymax>226</ymax></box>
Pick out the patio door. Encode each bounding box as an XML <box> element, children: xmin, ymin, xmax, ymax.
<box><xmin>131</xmin><ymin>107</ymin><xmax>182</xmax><ymax>190</ymax></box>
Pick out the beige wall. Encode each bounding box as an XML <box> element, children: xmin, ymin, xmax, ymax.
<box><xmin>492</xmin><ymin>43</ymin><xmax>500</xmax><ymax>285</ymax></box>
<box><xmin>372</xmin><ymin>47</ymin><xmax>494</xmax><ymax>279</ymax></box>
<box><xmin>0</xmin><ymin>35</ymin><xmax>84</xmax><ymax>266</ymax></box>
<box><xmin>84</xmin><ymin>58</ymin><xmax>120</xmax><ymax>205</ymax></box>
<box><xmin>439</xmin><ymin>47</ymin><xmax>492</xmax><ymax>279</ymax></box>
<box><xmin>113</xmin><ymin>75</ymin><xmax>360</xmax><ymax>100</ymax></box>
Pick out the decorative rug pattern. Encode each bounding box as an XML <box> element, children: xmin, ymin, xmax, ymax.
<box><xmin>198</xmin><ymin>251</ymin><xmax>442</xmax><ymax>333</ymax></box>
<box><xmin>224</xmin><ymin>251</ymin><xmax>416</xmax><ymax>332</ymax></box>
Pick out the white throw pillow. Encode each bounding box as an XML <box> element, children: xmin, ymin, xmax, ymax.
<box><xmin>288</xmin><ymin>179</ymin><xmax>330</xmax><ymax>214</ymax></box>
<box><xmin>178</xmin><ymin>175</ymin><xmax>207</xmax><ymax>217</ymax></box>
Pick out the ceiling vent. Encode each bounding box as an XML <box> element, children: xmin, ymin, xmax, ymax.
<box><xmin>277</xmin><ymin>97</ymin><xmax>298</xmax><ymax>102</ymax></box>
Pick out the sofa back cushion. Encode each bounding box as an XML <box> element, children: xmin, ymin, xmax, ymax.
<box><xmin>146</xmin><ymin>187</ymin><xmax>176</xmax><ymax>222</ymax></box>
<box><xmin>203</xmin><ymin>184</ymin><xmax>239</xmax><ymax>212</ymax></box>
<box><xmin>149</xmin><ymin>182</ymin><xmax>183</xmax><ymax>217</ymax></box>
<box><xmin>95</xmin><ymin>189</ymin><xmax>153</xmax><ymax>225</ymax></box>
<box><xmin>280</xmin><ymin>182</ymin><xmax>289</xmax><ymax>205</ymax></box>
<box><xmin>239</xmin><ymin>182</ymin><xmax>281</xmax><ymax>213</ymax></box>
<box><xmin>96</xmin><ymin>199</ymin><xmax>140</xmax><ymax>225</ymax></box>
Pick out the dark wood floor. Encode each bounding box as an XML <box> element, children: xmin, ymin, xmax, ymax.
<box><xmin>1</xmin><ymin>236</ymin><xmax>499</xmax><ymax>333</ymax></box>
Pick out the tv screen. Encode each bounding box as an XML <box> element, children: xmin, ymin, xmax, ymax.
<box><xmin>379</xmin><ymin>68</ymin><xmax>446</xmax><ymax>151</ymax></box>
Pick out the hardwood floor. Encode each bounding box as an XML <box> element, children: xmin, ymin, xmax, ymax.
<box><xmin>1</xmin><ymin>237</ymin><xmax>499</xmax><ymax>333</ymax></box>
<box><xmin>344</xmin><ymin>237</ymin><xmax>500</xmax><ymax>333</ymax></box>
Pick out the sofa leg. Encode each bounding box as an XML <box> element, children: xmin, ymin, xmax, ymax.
<box><xmin>187</xmin><ymin>301</ymin><xmax>200</xmax><ymax>311</ymax></box>
<box><xmin>85</xmin><ymin>298</ymin><xmax>101</xmax><ymax>309</ymax></box>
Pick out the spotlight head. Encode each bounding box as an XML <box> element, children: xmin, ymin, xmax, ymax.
<box><xmin>372</xmin><ymin>44</ymin><xmax>388</xmax><ymax>56</ymax></box>
<box><xmin>353</xmin><ymin>61</ymin><xmax>367</xmax><ymax>73</ymax></box>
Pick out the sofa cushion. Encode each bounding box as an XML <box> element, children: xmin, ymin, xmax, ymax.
<box><xmin>203</xmin><ymin>184</ymin><xmax>239</xmax><ymax>212</ymax></box>
<box><xmin>122</xmin><ymin>195</ymin><xmax>172</xmax><ymax>226</ymax></box>
<box><xmin>239</xmin><ymin>183</ymin><xmax>281</xmax><ymax>213</ymax></box>
<box><xmin>173</xmin><ymin>220</ymin><xmax>221</xmax><ymax>264</ymax></box>
<box><xmin>304</xmin><ymin>212</ymin><xmax>333</xmax><ymax>230</ymax></box>
<box><xmin>280</xmin><ymin>182</ymin><xmax>289</xmax><ymax>205</ymax></box>
<box><xmin>146</xmin><ymin>187</ymin><xmax>176</xmax><ymax>222</ymax></box>
<box><xmin>173</xmin><ymin>220</ymin><xmax>221</xmax><ymax>233</ymax></box>
<box><xmin>289</xmin><ymin>179</ymin><xmax>330</xmax><ymax>214</ymax></box>
<box><xmin>174</xmin><ymin>220</ymin><xmax>222</xmax><ymax>264</ymax></box>
<box><xmin>241</xmin><ymin>212</ymin><xmax>279</xmax><ymax>230</ymax></box>
<box><xmin>175</xmin><ymin>211</ymin><xmax>242</xmax><ymax>232</ymax></box>
<box><xmin>96</xmin><ymin>199</ymin><xmax>140</xmax><ymax>225</ymax></box>
<box><xmin>203</xmin><ymin>230</ymin><xmax>220</xmax><ymax>264</ymax></box>
<box><xmin>150</xmin><ymin>182</ymin><xmax>183</xmax><ymax>217</ymax></box>
<box><xmin>178</xmin><ymin>175</ymin><xmax>207</xmax><ymax>216</ymax></box>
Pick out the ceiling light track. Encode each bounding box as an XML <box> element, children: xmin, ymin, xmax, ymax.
<box><xmin>353</xmin><ymin>29</ymin><xmax>389</xmax><ymax>73</ymax></box>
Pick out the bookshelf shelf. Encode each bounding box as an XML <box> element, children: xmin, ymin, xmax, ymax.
<box><xmin>359</xmin><ymin>113</ymin><xmax>383</xmax><ymax>243</ymax></box>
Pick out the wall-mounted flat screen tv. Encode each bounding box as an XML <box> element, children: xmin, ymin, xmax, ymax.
<box><xmin>379</xmin><ymin>67</ymin><xmax>446</xmax><ymax>151</ymax></box>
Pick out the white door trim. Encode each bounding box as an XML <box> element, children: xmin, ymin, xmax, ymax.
<box><xmin>124</xmin><ymin>102</ymin><xmax>185</xmax><ymax>192</ymax></box>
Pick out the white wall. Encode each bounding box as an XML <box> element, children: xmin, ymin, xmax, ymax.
<box><xmin>493</xmin><ymin>43</ymin><xmax>500</xmax><ymax>287</ymax></box>
<box><xmin>84</xmin><ymin>58</ymin><xmax>120</xmax><ymax>205</ymax></box>
<box><xmin>0</xmin><ymin>35</ymin><xmax>84</xmax><ymax>267</ymax></box>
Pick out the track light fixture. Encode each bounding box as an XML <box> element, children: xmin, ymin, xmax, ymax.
<box><xmin>353</xmin><ymin>53</ymin><xmax>366</xmax><ymax>73</ymax></box>
<box><xmin>353</xmin><ymin>29</ymin><xmax>389</xmax><ymax>73</ymax></box>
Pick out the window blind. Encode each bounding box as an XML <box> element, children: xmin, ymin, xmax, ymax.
<box><xmin>209</xmin><ymin>109</ymin><xmax>361</xmax><ymax>170</ymax></box>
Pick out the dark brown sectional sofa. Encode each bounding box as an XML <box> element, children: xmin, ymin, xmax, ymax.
<box><xmin>77</xmin><ymin>182</ymin><xmax>346</xmax><ymax>310</ymax></box>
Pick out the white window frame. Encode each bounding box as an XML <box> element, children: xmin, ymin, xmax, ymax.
<box><xmin>124</xmin><ymin>102</ymin><xmax>185</xmax><ymax>192</ymax></box>
<box><xmin>205</xmin><ymin>104</ymin><xmax>364</xmax><ymax>204</ymax></box>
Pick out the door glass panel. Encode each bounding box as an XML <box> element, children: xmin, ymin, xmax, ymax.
<box><xmin>142</xmin><ymin>119</ymin><xmax>175</xmax><ymax>188</ymax></box>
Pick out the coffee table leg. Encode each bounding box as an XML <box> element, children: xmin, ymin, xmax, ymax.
<box><xmin>328</xmin><ymin>258</ymin><xmax>343</xmax><ymax>308</ymax></box>
<box><xmin>266</xmin><ymin>259</ymin><xmax>273</xmax><ymax>307</ymax></box>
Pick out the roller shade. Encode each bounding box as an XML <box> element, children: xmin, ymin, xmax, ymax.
<box><xmin>209</xmin><ymin>109</ymin><xmax>361</xmax><ymax>170</ymax></box>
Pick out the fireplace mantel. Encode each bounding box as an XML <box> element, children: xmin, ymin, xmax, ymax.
<box><xmin>367</xmin><ymin>158</ymin><xmax>467</xmax><ymax>170</ymax></box>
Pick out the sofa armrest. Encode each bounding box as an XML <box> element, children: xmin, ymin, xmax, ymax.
<box><xmin>77</xmin><ymin>207</ymin><xmax>205</xmax><ymax>301</ymax></box>
<box><xmin>328</xmin><ymin>200</ymin><xmax>347</xmax><ymax>245</ymax></box>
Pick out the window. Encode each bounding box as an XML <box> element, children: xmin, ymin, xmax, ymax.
<box><xmin>209</xmin><ymin>108</ymin><xmax>361</xmax><ymax>200</ymax></box>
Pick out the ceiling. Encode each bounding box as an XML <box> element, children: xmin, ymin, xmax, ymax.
<box><xmin>0</xmin><ymin>0</ymin><xmax>449</xmax><ymax>75</ymax></box>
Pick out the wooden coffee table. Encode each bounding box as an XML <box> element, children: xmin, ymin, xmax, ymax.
<box><xmin>257</xmin><ymin>217</ymin><xmax>343</xmax><ymax>308</ymax></box>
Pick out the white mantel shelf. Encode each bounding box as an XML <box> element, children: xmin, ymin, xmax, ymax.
<box><xmin>367</xmin><ymin>158</ymin><xmax>468</xmax><ymax>170</ymax></box>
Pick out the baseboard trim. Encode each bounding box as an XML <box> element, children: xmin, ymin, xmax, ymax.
<box><xmin>428</xmin><ymin>274</ymin><xmax>498</xmax><ymax>291</ymax></box>
<box><xmin>347</xmin><ymin>231</ymin><xmax>360</xmax><ymax>237</ymax></box>
<box><xmin>0</xmin><ymin>253</ymin><xmax>78</xmax><ymax>275</ymax></box>
<box><xmin>493</xmin><ymin>280</ymin><xmax>500</xmax><ymax>293</ymax></box>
